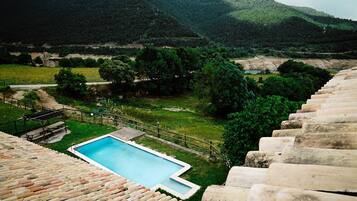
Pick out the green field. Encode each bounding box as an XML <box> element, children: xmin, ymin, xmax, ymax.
<box><xmin>115</xmin><ymin>94</ymin><xmax>225</xmax><ymax>144</ymax></box>
<box><xmin>0</xmin><ymin>64</ymin><xmax>103</xmax><ymax>84</ymax></box>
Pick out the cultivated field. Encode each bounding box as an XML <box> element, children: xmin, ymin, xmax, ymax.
<box><xmin>0</xmin><ymin>64</ymin><xmax>103</xmax><ymax>84</ymax></box>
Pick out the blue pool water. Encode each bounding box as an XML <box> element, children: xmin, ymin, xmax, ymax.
<box><xmin>75</xmin><ymin>136</ymin><xmax>192</xmax><ymax>195</ymax></box>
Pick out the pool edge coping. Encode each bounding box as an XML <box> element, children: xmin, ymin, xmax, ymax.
<box><xmin>67</xmin><ymin>134</ymin><xmax>200</xmax><ymax>200</ymax></box>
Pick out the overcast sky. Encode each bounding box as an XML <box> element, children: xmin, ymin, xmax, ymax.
<box><xmin>275</xmin><ymin>0</ymin><xmax>357</xmax><ymax>20</ymax></box>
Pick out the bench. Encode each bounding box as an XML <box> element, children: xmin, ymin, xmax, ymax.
<box><xmin>25</xmin><ymin>121</ymin><xmax>66</xmax><ymax>142</ymax></box>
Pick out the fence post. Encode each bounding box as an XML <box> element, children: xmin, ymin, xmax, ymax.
<box><xmin>209</xmin><ymin>141</ymin><xmax>213</xmax><ymax>159</ymax></box>
<box><xmin>157</xmin><ymin>122</ymin><xmax>160</xmax><ymax>138</ymax></box>
<box><xmin>184</xmin><ymin>134</ymin><xmax>188</xmax><ymax>147</ymax></box>
<box><xmin>101</xmin><ymin>114</ymin><xmax>103</xmax><ymax>125</ymax></box>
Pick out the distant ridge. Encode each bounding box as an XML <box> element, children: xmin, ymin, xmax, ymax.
<box><xmin>0</xmin><ymin>0</ymin><xmax>357</xmax><ymax>51</ymax></box>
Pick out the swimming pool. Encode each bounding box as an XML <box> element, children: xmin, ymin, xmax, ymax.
<box><xmin>68</xmin><ymin>135</ymin><xmax>200</xmax><ymax>199</ymax></box>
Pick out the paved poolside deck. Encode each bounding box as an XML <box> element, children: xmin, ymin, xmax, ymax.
<box><xmin>110</xmin><ymin>127</ymin><xmax>145</xmax><ymax>141</ymax></box>
<box><xmin>0</xmin><ymin>132</ymin><xmax>176</xmax><ymax>201</ymax></box>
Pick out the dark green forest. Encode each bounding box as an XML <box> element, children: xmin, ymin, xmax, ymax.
<box><xmin>1</xmin><ymin>0</ymin><xmax>357</xmax><ymax>51</ymax></box>
<box><xmin>0</xmin><ymin>0</ymin><xmax>202</xmax><ymax>45</ymax></box>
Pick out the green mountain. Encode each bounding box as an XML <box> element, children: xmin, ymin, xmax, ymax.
<box><xmin>0</xmin><ymin>0</ymin><xmax>204</xmax><ymax>46</ymax></box>
<box><xmin>147</xmin><ymin>0</ymin><xmax>357</xmax><ymax>50</ymax></box>
<box><xmin>1</xmin><ymin>0</ymin><xmax>357</xmax><ymax>51</ymax></box>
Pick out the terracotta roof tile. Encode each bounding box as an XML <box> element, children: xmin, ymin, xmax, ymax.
<box><xmin>0</xmin><ymin>132</ymin><xmax>174</xmax><ymax>200</ymax></box>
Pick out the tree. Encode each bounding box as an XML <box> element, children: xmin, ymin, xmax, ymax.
<box><xmin>0</xmin><ymin>47</ymin><xmax>15</xmax><ymax>64</ymax></box>
<box><xmin>246</xmin><ymin>77</ymin><xmax>260</xmax><ymax>96</ymax></box>
<box><xmin>135</xmin><ymin>47</ymin><xmax>184</xmax><ymax>95</ymax></box>
<box><xmin>222</xmin><ymin>96</ymin><xmax>301</xmax><ymax>166</ymax></box>
<box><xmin>195</xmin><ymin>57</ymin><xmax>254</xmax><ymax>116</ymax></box>
<box><xmin>84</xmin><ymin>58</ymin><xmax>97</xmax><ymax>67</ymax></box>
<box><xmin>59</xmin><ymin>58</ymin><xmax>71</xmax><ymax>67</ymax></box>
<box><xmin>261</xmin><ymin>75</ymin><xmax>315</xmax><ymax>101</ymax></box>
<box><xmin>277</xmin><ymin>60</ymin><xmax>332</xmax><ymax>89</ymax></box>
<box><xmin>54</xmin><ymin>68</ymin><xmax>88</xmax><ymax>98</ymax></box>
<box><xmin>33</xmin><ymin>56</ymin><xmax>43</xmax><ymax>65</ymax></box>
<box><xmin>99</xmin><ymin>60</ymin><xmax>135</xmax><ymax>94</ymax></box>
<box><xmin>17</xmin><ymin>53</ymin><xmax>32</xmax><ymax>65</ymax></box>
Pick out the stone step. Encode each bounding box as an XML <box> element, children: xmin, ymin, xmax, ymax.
<box><xmin>300</xmin><ymin>104</ymin><xmax>321</xmax><ymax>113</ymax></box>
<box><xmin>272</xmin><ymin>129</ymin><xmax>302</xmax><ymax>137</ymax></box>
<box><xmin>202</xmin><ymin>185</ymin><xmax>248</xmax><ymax>201</ymax></box>
<box><xmin>267</xmin><ymin>163</ymin><xmax>357</xmax><ymax>193</ymax></box>
<box><xmin>245</xmin><ymin>148</ymin><xmax>357</xmax><ymax>168</ymax></box>
<box><xmin>259</xmin><ymin>137</ymin><xmax>295</xmax><ymax>152</ymax></box>
<box><xmin>248</xmin><ymin>184</ymin><xmax>357</xmax><ymax>201</ymax></box>
<box><xmin>310</xmin><ymin>94</ymin><xmax>330</xmax><ymax>99</ymax></box>
<box><xmin>225</xmin><ymin>167</ymin><xmax>267</xmax><ymax>188</ymax></box>
<box><xmin>302</xmin><ymin>122</ymin><xmax>357</xmax><ymax>133</ymax></box>
<box><xmin>294</xmin><ymin>133</ymin><xmax>357</xmax><ymax>149</ymax></box>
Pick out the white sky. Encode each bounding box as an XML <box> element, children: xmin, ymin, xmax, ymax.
<box><xmin>275</xmin><ymin>0</ymin><xmax>357</xmax><ymax>20</ymax></box>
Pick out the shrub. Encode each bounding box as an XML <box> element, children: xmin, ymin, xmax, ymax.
<box><xmin>222</xmin><ymin>96</ymin><xmax>301</xmax><ymax>166</ymax></box>
<box><xmin>22</xmin><ymin>91</ymin><xmax>40</xmax><ymax>110</ymax></box>
<box><xmin>54</xmin><ymin>68</ymin><xmax>88</xmax><ymax>98</ymax></box>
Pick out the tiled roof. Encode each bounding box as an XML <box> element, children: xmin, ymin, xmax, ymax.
<box><xmin>0</xmin><ymin>132</ymin><xmax>176</xmax><ymax>201</ymax></box>
<box><xmin>203</xmin><ymin>67</ymin><xmax>357</xmax><ymax>201</ymax></box>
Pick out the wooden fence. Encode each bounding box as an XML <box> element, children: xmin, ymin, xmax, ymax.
<box><xmin>0</xmin><ymin>96</ymin><xmax>222</xmax><ymax>160</ymax></box>
<box><xmin>63</xmin><ymin>108</ymin><xmax>221</xmax><ymax>160</ymax></box>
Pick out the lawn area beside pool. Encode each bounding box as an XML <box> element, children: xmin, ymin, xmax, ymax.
<box><xmin>45</xmin><ymin>120</ymin><xmax>116</xmax><ymax>154</ymax></box>
<box><xmin>135</xmin><ymin>136</ymin><xmax>229</xmax><ymax>201</ymax></box>
<box><xmin>45</xmin><ymin>120</ymin><xmax>228</xmax><ymax>201</ymax></box>
<box><xmin>0</xmin><ymin>64</ymin><xmax>103</xmax><ymax>84</ymax></box>
<box><xmin>115</xmin><ymin>94</ymin><xmax>225</xmax><ymax>145</ymax></box>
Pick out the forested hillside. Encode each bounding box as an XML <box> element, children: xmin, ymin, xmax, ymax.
<box><xmin>148</xmin><ymin>0</ymin><xmax>357</xmax><ymax>51</ymax></box>
<box><xmin>0</xmin><ymin>0</ymin><xmax>203</xmax><ymax>46</ymax></box>
<box><xmin>1</xmin><ymin>0</ymin><xmax>357</xmax><ymax>51</ymax></box>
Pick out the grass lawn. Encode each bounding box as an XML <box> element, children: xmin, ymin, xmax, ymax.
<box><xmin>245</xmin><ymin>73</ymin><xmax>277</xmax><ymax>81</ymax></box>
<box><xmin>136</xmin><ymin>136</ymin><xmax>229</xmax><ymax>201</ymax></box>
<box><xmin>115</xmin><ymin>94</ymin><xmax>225</xmax><ymax>145</ymax></box>
<box><xmin>0</xmin><ymin>64</ymin><xmax>103</xmax><ymax>84</ymax></box>
<box><xmin>0</xmin><ymin>102</ymin><xmax>30</xmax><ymax>123</ymax></box>
<box><xmin>45</xmin><ymin>120</ymin><xmax>116</xmax><ymax>154</ymax></box>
